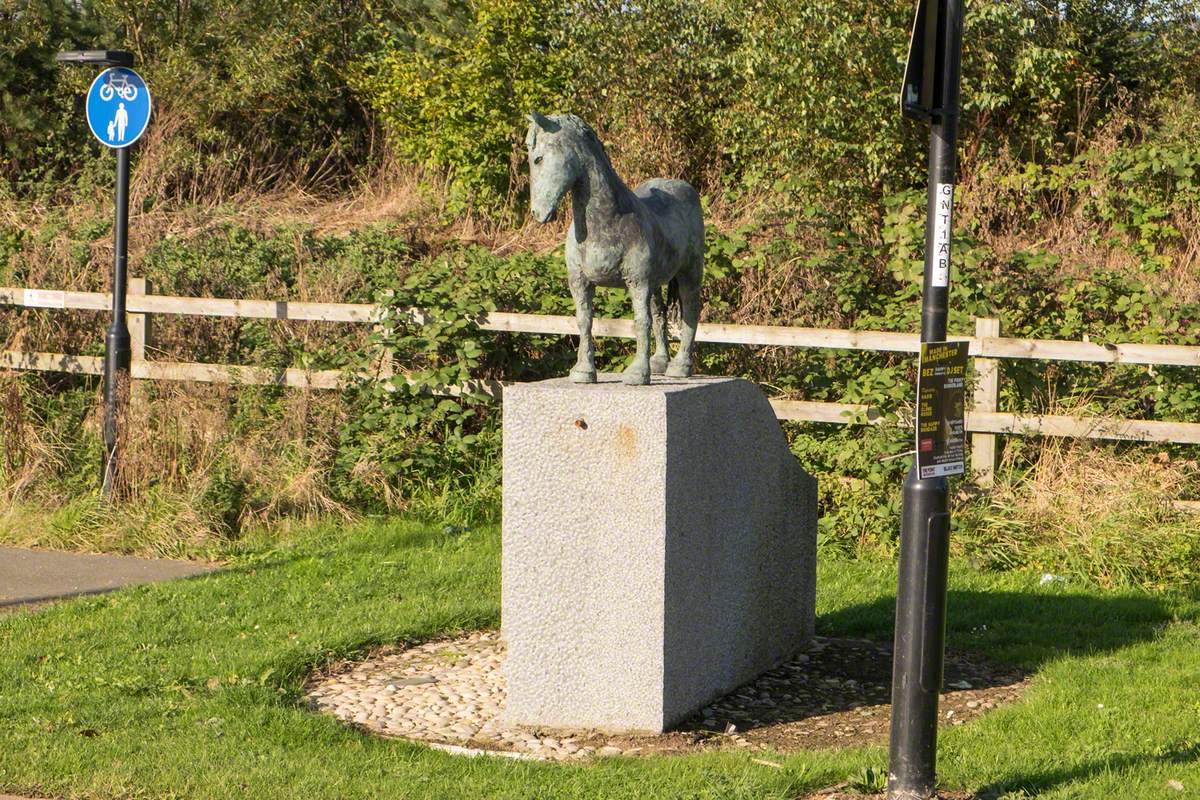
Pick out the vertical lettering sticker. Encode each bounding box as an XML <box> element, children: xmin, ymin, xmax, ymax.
<box><xmin>932</xmin><ymin>183</ymin><xmax>954</xmax><ymax>287</ymax></box>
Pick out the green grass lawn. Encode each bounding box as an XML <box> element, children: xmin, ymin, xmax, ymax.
<box><xmin>1</xmin><ymin>518</ymin><xmax>1198</xmax><ymax>799</ymax></box>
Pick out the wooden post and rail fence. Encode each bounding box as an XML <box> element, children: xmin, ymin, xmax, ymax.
<box><xmin>5</xmin><ymin>281</ymin><xmax>1200</xmax><ymax>486</ymax></box>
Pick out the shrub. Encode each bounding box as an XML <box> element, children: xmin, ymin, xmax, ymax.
<box><xmin>353</xmin><ymin>0</ymin><xmax>569</xmax><ymax>213</ymax></box>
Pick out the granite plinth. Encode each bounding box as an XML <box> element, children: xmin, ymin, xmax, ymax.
<box><xmin>501</xmin><ymin>375</ymin><xmax>817</xmax><ymax>732</ymax></box>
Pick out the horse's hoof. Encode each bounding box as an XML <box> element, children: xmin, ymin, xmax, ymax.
<box><xmin>650</xmin><ymin>354</ymin><xmax>670</xmax><ymax>375</ymax></box>
<box><xmin>623</xmin><ymin>365</ymin><xmax>652</xmax><ymax>386</ymax></box>
<box><xmin>569</xmin><ymin>368</ymin><xmax>597</xmax><ymax>384</ymax></box>
<box><xmin>664</xmin><ymin>361</ymin><xmax>693</xmax><ymax>379</ymax></box>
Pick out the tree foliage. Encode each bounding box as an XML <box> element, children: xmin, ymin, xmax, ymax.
<box><xmin>351</xmin><ymin>0</ymin><xmax>1200</xmax><ymax>213</ymax></box>
<box><xmin>1</xmin><ymin>0</ymin><xmax>378</xmax><ymax>197</ymax></box>
<box><xmin>353</xmin><ymin>0</ymin><xmax>568</xmax><ymax>210</ymax></box>
<box><xmin>3</xmin><ymin>0</ymin><xmax>1199</xmax><ymax>208</ymax></box>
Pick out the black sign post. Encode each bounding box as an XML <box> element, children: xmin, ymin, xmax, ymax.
<box><xmin>55</xmin><ymin>49</ymin><xmax>137</xmax><ymax>499</ymax></box>
<box><xmin>103</xmin><ymin>144</ymin><xmax>132</xmax><ymax>498</ymax></box>
<box><xmin>888</xmin><ymin>1</ymin><xmax>965</xmax><ymax>798</ymax></box>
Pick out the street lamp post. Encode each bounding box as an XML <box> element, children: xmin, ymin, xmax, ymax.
<box><xmin>889</xmin><ymin>1</ymin><xmax>966</xmax><ymax>798</ymax></box>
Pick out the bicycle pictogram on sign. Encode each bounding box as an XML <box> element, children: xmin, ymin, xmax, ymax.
<box><xmin>98</xmin><ymin>70</ymin><xmax>139</xmax><ymax>103</ymax></box>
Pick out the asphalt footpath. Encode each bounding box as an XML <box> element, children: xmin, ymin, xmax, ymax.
<box><xmin>0</xmin><ymin>546</ymin><xmax>214</xmax><ymax>609</ymax></box>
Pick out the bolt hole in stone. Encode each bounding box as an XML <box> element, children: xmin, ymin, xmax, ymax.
<box><xmin>304</xmin><ymin>631</ymin><xmax>1029</xmax><ymax>761</ymax></box>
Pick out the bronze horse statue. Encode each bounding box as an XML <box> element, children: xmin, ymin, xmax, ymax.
<box><xmin>525</xmin><ymin>112</ymin><xmax>704</xmax><ymax>385</ymax></box>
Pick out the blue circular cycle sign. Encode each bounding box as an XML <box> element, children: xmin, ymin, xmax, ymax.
<box><xmin>85</xmin><ymin>67</ymin><xmax>151</xmax><ymax>149</ymax></box>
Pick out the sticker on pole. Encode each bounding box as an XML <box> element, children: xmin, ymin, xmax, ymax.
<box><xmin>86</xmin><ymin>67</ymin><xmax>151</xmax><ymax>149</ymax></box>
<box><xmin>916</xmin><ymin>340</ymin><xmax>968</xmax><ymax>479</ymax></box>
<box><xmin>931</xmin><ymin>183</ymin><xmax>954</xmax><ymax>287</ymax></box>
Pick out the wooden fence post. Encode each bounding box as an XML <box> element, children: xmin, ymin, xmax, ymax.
<box><xmin>373</xmin><ymin>289</ymin><xmax>394</xmax><ymax>380</ymax></box>
<box><xmin>128</xmin><ymin>277</ymin><xmax>152</xmax><ymax>363</ymax></box>
<box><xmin>972</xmin><ymin>317</ymin><xmax>1001</xmax><ymax>486</ymax></box>
<box><xmin>374</xmin><ymin>323</ymin><xmax>394</xmax><ymax>379</ymax></box>
<box><xmin>127</xmin><ymin>277</ymin><xmax>152</xmax><ymax>407</ymax></box>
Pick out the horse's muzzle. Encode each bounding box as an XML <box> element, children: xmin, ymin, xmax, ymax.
<box><xmin>534</xmin><ymin>207</ymin><xmax>558</xmax><ymax>224</ymax></box>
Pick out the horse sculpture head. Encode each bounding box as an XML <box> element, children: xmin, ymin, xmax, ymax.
<box><xmin>526</xmin><ymin>111</ymin><xmax>586</xmax><ymax>224</ymax></box>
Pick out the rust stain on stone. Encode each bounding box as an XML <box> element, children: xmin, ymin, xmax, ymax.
<box><xmin>614</xmin><ymin>425</ymin><xmax>636</xmax><ymax>460</ymax></box>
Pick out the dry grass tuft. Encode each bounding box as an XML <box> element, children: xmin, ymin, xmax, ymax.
<box><xmin>0</xmin><ymin>376</ymin><xmax>352</xmax><ymax>558</ymax></box>
<box><xmin>961</xmin><ymin>434</ymin><xmax>1200</xmax><ymax>590</ymax></box>
<box><xmin>1014</xmin><ymin>442</ymin><xmax>1187</xmax><ymax>523</ymax></box>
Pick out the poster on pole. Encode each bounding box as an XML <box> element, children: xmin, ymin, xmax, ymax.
<box><xmin>916</xmin><ymin>340</ymin><xmax>968</xmax><ymax>479</ymax></box>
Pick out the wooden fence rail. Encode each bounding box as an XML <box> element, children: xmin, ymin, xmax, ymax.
<box><xmin>5</xmin><ymin>281</ymin><xmax>1200</xmax><ymax>485</ymax></box>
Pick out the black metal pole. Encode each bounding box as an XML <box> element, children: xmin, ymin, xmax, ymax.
<box><xmin>887</xmin><ymin>0</ymin><xmax>964</xmax><ymax>798</ymax></box>
<box><xmin>101</xmin><ymin>144</ymin><xmax>131</xmax><ymax>498</ymax></box>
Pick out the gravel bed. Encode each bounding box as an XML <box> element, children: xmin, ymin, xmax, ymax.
<box><xmin>305</xmin><ymin>630</ymin><xmax>1028</xmax><ymax>760</ymax></box>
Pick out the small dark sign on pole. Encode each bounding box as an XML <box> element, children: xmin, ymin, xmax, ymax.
<box><xmin>888</xmin><ymin>1</ymin><xmax>965</xmax><ymax>799</ymax></box>
<box><xmin>55</xmin><ymin>49</ymin><xmax>150</xmax><ymax>499</ymax></box>
<box><xmin>900</xmin><ymin>0</ymin><xmax>937</xmax><ymax>121</ymax></box>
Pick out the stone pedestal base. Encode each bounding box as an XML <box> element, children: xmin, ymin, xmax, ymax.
<box><xmin>501</xmin><ymin>375</ymin><xmax>817</xmax><ymax>733</ymax></box>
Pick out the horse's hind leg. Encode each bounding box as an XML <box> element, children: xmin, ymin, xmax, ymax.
<box><xmin>650</xmin><ymin>286</ymin><xmax>669</xmax><ymax>375</ymax></box>
<box><xmin>665</xmin><ymin>262</ymin><xmax>701</xmax><ymax>379</ymax></box>
<box><xmin>569</xmin><ymin>277</ymin><xmax>597</xmax><ymax>384</ymax></box>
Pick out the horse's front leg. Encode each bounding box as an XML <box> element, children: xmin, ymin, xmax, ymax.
<box><xmin>569</xmin><ymin>277</ymin><xmax>597</xmax><ymax>384</ymax></box>
<box><xmin>623</xmin><ymin>281</ymin><xmax>653</xmax><ymax>386</ymax></box>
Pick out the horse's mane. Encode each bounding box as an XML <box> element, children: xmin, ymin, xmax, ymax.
<box><xmin>550</xmin><ymin>114</ymin><xmax>617</xmax><ymax>176</ymax></box>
